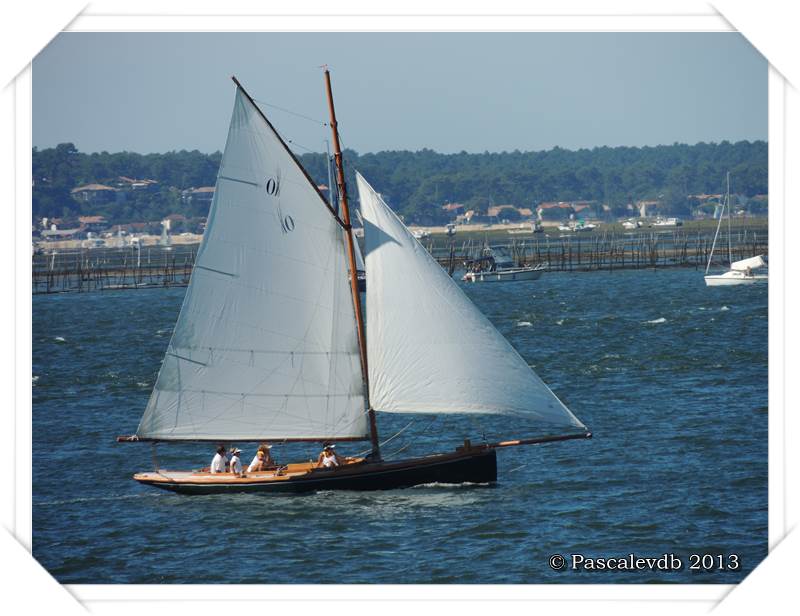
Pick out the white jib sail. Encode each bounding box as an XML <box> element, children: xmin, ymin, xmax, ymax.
<box><xmin>730</xmin><ymin>254</ymin><xmax>766</xmax><ymax>271</ymax></box>
<box><xmin>352</xmin><ymin>229</ymin><xmax>365</xmax><ymax>271</ymax></box>
<box><xmin>137</xmin><ymin>87</ymin><xmax>368</xmax><ymax>441</ymax></box>
<box><xmin>357</xmin><ymin>172</ymin><xmax>586</xmax><ymax>431</ymax></box>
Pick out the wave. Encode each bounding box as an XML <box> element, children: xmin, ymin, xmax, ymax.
<box><xmin>411</xmin><ymin>481</ymin><xmax>493</xmax><ymax>489</ymax></box>
<box><xmin>54</xmin><ymin>336</ymin><xmax>66</xmax><ymax>342</ymax></box>
<box><xmin>516</xmin><ymin>321</ymin><xmax>533</xmax><ymax>327</ymax></box>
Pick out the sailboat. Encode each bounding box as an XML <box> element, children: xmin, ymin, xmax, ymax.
<box><xmin>119</xmin><ymin>72</ymin><xmax>590</xmax><ymax>494</ymax></box>
<box><xmin>704</xmin><ymin>172</ymin><xmax>767</xmax><ymax>287</ymax></box>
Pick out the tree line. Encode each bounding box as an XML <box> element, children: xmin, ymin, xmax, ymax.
<box><xmin>33</xmin><ymin>140</ymin><xmax>767</xmax><ymax>225</ymax></box>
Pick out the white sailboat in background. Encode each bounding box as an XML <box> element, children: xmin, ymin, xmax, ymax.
<box><xmin>704</xmin><ymin>172</ymin><xmax>767</xmax><ymax>287</ymax></box>
<box><xmin>120</xmin><ymin>72</ymin><xmax>590</xmax><ymax>494</ymax></box>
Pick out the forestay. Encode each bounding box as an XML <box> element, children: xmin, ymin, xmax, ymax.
<box><xmin>731</xmin><ymin>254</ymin><xmax>766</xmax><ymax>271</ymax></box>
<box><xmin>357</xmin><ymin>173</ymin><xmax>586</xmax><ymax>431</ymax></box>
<box><xmin>137</xmin><ymin>87</ymin><xmax>368</xmax><ymax>441</ymax></box>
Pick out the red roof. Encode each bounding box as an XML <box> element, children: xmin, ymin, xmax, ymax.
<box><xmin>71</xmin><ymin>183</ymin><xmax>116</xmax><ymax>193</ymax></box>
<box><xmin>487</xmin><ymin>205</ymin><xmax>517</xmax><ymax>217</ymax></box>
<box><xmin>538</xmin><ymin>202</ymin><xmax>573</xmax><ymax>210</ymax></box>
<box><xmin>441</xmin><ymin>203</ymin><xmax>464</xmax><ymax>212</ymax></box>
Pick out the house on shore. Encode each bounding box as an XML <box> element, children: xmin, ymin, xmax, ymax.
<box><xmin>78</xmin><ymin>215</ymin><xmax>109</xmax><ymax>233</ymax></box>
<box><xmin>181</xmin><ymin>186</ymin><xmax>215</xmax><ymax>206</ymax></box>
<box><xmin>71</xmin><ymin>183</ymin><xmax>124</xmax><ymax>205</ymax></box>
<box><xmin>487</xmin><ymin>205</ymin><xmax>533</xmax><ymax>222</ymax></box>
<box><xmin>537</xmin><ymin>202</ymin><xmax>574</xmax><ymax>222</ymax></box>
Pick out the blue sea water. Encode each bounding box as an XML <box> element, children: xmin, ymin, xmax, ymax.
<box><xmin>31</xmin><ymin>268</ymin><xmax>767</xmax><ymax>584</ymax></box>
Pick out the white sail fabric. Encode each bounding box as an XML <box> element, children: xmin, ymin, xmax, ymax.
<box><xmin>731</xmin><ymin>254</ymin><xmax>766</xmax><ymax>271</ymax></box>
<box><xmin>352</xmin><ymin>229</ymin><xmax>365</xmax><ymax>271</ymax></box>
<box><xmin>137</xmin><ymin>88</ymin><xmax>367</xmax><ymax>441</ymax></box>
<box><xmin>357</xmin><ymin>173</ymin><xmax>585</xmax><ymax>431</ymax></box>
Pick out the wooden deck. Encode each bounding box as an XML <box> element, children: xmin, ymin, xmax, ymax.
<box><xmin>134</xmin><ymin>458</ymin><xmax>365</xmax><ymax>486</ymax></box>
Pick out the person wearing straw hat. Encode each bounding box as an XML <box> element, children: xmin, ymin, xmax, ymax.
<box><xmin>229</xmin><ymin>447</ymin><xmax>243</xmax><ymax>476</ymax></box>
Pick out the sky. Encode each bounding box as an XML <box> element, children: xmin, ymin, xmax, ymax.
<box><xmin>32</xmin><ymin>32</ymin><xmax>767</xmax><ymax>155</ymax></box>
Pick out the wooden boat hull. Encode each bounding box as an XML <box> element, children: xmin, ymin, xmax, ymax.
<box><xmin>134</xmin><ymin>448</ymin><xmax>497</xmax><ymax>495</ymax></box>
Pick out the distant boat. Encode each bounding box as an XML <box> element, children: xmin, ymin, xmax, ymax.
<box><xmin>704</xmin><ymin>172</ymin><xmax>767</xmax><ymax>287</ymax></box>
<box><xmin>120</xmin><ymin>72</ymin><xmax>590</xmax><ymax>495</ymax></box>
<box><xmin>462</xmin><ymin>246</ymin><xmax>545</xmax><ymax>283</ymax></box>
<box><xmin>704</xmin><ymin>255</ymin><xmax>768</xmax><ymax>286</ymax></box>
<box><xmin>622</xmin><ymin>219</ymin><xmax>642</xmax><ymax>230</ymax></box>
<box><xmin>653</xmin><ymin>217</ymin><xmax>683</xmax><ymax>227</ymax></box>
<box><xmin>82</xmin><ymin>238</ymin><xmax>106</xmax><ymax>249</ymax></box>
<box><xmin>507</xmin><ymin>221</ymin><xmax>543</xmax><ymax>235</ymax></box>
<box><xmin>557</xmin><ymin>221</ymin><xmax>595</xmax><ymax>233</ymax></box>
<box><xmin>352</xmin><ymin>227</ymin><xmax>366</xmax><ymax>292</ymax></box>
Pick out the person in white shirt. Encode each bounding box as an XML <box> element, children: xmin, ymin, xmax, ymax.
<box><xmin>229</xmin><ymin>448</ymin><xmax>243</xmax><ymax>475</ymax></box>
<box><xmin>210</xmin><ymin>446</ymin><xmax>228</xmax><ymax>474</ymax></box>
<box><xmin>316</xmin><ymin>443</ymin><xmax>342</xmax><ymax>469</ymax></box>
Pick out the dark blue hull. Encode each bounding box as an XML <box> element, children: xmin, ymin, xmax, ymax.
<box><xmin>138</xmin><ymin>448</ymin><xmax>497</xmax><ymax>495</ymax></box>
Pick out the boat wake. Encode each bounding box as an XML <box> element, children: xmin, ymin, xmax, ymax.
<box><xmin>411</xmin><ymin>481</ymin><xmax>493</xmax><ymax>489</ymax></box>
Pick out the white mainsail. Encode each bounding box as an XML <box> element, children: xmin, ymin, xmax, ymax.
<box><xmin>137</xmin><ymin>87</ymin><xmax>368</xmax><ymax>441</ymax></box>
<box><xmin>730</xmin><ymin>254</ymin><xmax>766</xmax><ymax>271</ymax></box>
<box><xmin>357</xmin><ymin>172</ymin><xmax>585</xmax><ymax>431</ymax></box>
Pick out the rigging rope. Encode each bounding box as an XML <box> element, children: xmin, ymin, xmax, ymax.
<box><xmin>253</xmin><ymin>98</ymin><xmax>328</xmax><ymax>127</ymax></box>
<box><xmin>381</xmin><ymin>416</ymin><xmax>439</xmax><ymax>461</ymax></box>
<box><xmin>353</xmin><ymin>420</ymin><xmax>415</xmax><ymax>457</ymax></box>
<box><xmin>284</xmin><ymin>138</ymin><xmax>318</xmax><ymax>154</ymax></box>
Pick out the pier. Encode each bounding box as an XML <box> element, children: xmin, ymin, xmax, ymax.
<box><xmin>32</xmin><ymin>245</ymin><xmax>196</xmax><ymax>294</ymax></box>
<box><xmin>430</xmin><ymin>225</ymin><xmax>768</xmax><ymax>273</ymax></box>
<box><xmin>32</xmin><ymin>223</ymin><xmax>768</xmax><ymax>294</ymax></box>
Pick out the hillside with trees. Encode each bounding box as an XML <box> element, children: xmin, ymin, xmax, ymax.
<box><xmin>33</xmin><ymin>140</ymin><xmax>767</xmax><ymax>226</ymax></box>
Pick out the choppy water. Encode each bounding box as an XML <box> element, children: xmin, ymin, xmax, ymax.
<box><xmin>32</xmin><ymin>268</ymin><xmax>767</xmax><ymax>584</ymax></box>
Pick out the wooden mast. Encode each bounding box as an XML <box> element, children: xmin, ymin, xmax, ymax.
<box><xmin>323</xmin><ymin>67</ymin><xmax>381</xmax><ymax>458</ymax></box>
